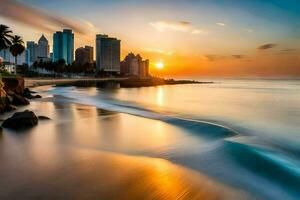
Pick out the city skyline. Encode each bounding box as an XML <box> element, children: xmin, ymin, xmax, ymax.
<box><xmin>0</xmin><ymin>0</ymin><xmax>300</xmax><ymax>77</ymax></box>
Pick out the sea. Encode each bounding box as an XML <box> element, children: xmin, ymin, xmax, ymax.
<box><xmin>0</xmin><ymin>79</ymin><xmax>299</xmax><ymax>199</ymax></box>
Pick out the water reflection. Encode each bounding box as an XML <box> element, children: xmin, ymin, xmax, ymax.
<box><xmin>156</xmin><ymin>86</ymin><xmax>164</xmax><ymax>106</ymax></box>
<box><xmin>0</xmin><ymin>100</ymin><xmax>247</xmax><ymax>199</ymax></box>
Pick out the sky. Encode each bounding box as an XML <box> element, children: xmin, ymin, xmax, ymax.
<box><xmin>0</xmin><ymin>0</ymin><xmax>300</xmax><ymax>77</ymax></box>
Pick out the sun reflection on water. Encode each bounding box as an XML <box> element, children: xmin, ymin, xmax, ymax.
<box><xmin>156</xmin><ymin>86</ymin><xmax>164</xmax><ymax>106</ymax></box>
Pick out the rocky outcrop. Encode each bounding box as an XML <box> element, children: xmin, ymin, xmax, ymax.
<box><xmin>2</xmin><ymin>77</ymin><xmax>25</xmax><ymax>95</ymax></box>
<box><xmin>0</xmin><ymin>77</ymin><xmax>26</xmax><ymax>113</ymax></box>
<box><xmin>9</xmin><ymin>93</ymin><xmax>30</xmax><ymax>106</ymax></box>
<box><xmin>23</xmin><ymin>88</ymin><xmax>42</xmax><ymax>99</ymax></box>
<box><xmin>2</xmin><ymin>110</ymin><xmax>38</xmax><ymax>130</ymax></box>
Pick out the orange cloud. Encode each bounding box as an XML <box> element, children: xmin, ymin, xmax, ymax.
<box><xmin>0</xmin><ymin>0</ymin><xmax>87</xmax><ymax>34</ymax></box>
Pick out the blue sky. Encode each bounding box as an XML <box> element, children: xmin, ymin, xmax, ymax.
<box><xmin>1</xmin><ymin>0</ymin><xmax>300</xmax><ymax>76</ymax></box>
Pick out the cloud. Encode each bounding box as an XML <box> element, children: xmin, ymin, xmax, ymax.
<box><xmin>149</xmin><ymin>20</ymin><xmax>190</xmax><ymax>32</ymax></box>
<box><xmin>278</xmin><ymin>49</ymin><xmax>298</xmax><ymax>55</ymax></box>
<box><xmin>244</xmin><ymin>28</ymin><xmax>254</xmax><ymax>33</ymax></box>
<box><xmin>232</xmin><ymin>55</ymin><xmax>246</xmax><ymax>59</ymax></box>
<box><xmin>149</xmin><ymin>20</ymin><xmax>206</xmax><ymax>35</ymax></box>
<box><xmin>216</xmin><ymin>22</ymin><xmax>226</xmax><ymax>26</ymax></box>
<box><xmin>257</xmin><ymin>43</ymin><xmax>277</xmax><ymax>50</ymax></box>
<box><xmin>204</xmin><ymin>54</ymin><xmax>226</xmax><ymax>61</ymax></box>
<box><xmin>280</xmin><ymin>49</ymin><xmax>297</xmax><ymax>52</ymax></box>
<box><xmin>144</xmin><ymin>48</ymin><xmax>173</xmax><ymax>56</ymax></box>
<box><xmin>0</xmin><ymin>0</ymin><xmax>87</xmax><ymax>34</ymax></box>
<box><xmin>204</xmin><ymin>54</ymin><xmax>247</xmax><ymax>62</ymax></box>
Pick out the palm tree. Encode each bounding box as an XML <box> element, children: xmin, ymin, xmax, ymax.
<box><xmin>0</xmin><ymin>24</ymin><xmax>13</xmax><ymax>51</ymax></box>
<box><xmin>10</xmin><ymin>35</ymin><xmax>25</xmax><ymax>74</ymax></box>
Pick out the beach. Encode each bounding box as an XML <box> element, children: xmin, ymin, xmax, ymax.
<box><xmin>0</xmin><ymin>92</ymin><xmax>248</xmax><ymax>200</ymax></box>
<box><xmin>0</xmin><ymin>80</ymin><xmax>300</xmax><ymax>200</ymax></box>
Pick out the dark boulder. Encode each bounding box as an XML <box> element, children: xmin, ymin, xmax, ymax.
<box><xmin>4</xmin><ymin>104</ymin><xmax>18</xmax><ymax>112</ymax></box>
<box><xmin>11</xmin><ymin>94</ymin><xmax>30</xmax><ymax>106</ymax></box>
<box><xmin>2</xmin><ymin>110</ymin><xmax>38</xmax><ymax>130</ymax></box>
<box><xmin>34</xmin><ymin>95</ymin><xmax>42</xmax><ymax>98</ymax></box>
<box><xmin>38</xmin><ymin>116</ymin><xmax>51</xmax><ymax>120</ymax></box>
<box><xmin>23</xmin><ymin>88</ymin><xmax>42</xmax><ymax>99</ymax></box>
<box><xmin>23</xmin><ymin>88</ymin><xmax>32</xmax><ymax>99</ymax></box>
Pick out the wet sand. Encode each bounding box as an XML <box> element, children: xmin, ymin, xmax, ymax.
<box><xmin>0</xmin><ymin>94</ymin><xmax>250</xmax><ymax>200</ymax></box>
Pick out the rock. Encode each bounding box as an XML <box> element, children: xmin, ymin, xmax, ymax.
<box><xmin>2</xmin><ymin>77</ymin><xmax>25</xmax><ymax>95</ymax></box>
<box><xmin>38</xmin><ymin>116</ymin><xmax>51</xmax><ymax>120</ymax></box>
<box><xmin>6</xmin><ymin>95</ymin><xmax>13</xmax><ymax>104</ymax></box>
<box><xmin>2</xmin><ymin>110</ymin><xmax>38</xmax><ymax>130</ymax></box>
<box><xmin>23</xmin><ymin>88</ymin><xmax>32</xmax><ymax>99</ymax></box>
<box><xmin>4</xmin><ymin>104</ymin><xmax>18</xmax><ymax>112</ymax></box>
<box><xmin>11</xmin><ymin>94</ymin><xmax>30</xmax><ymax>106</ymax></box>
<box><xmin>34</xmin><ymin>95</ymin><xmax>42</xmax><ymax>98</ymax></box>
<box><xmin>23</xmin><ymin>88</ymin><xmax>42</xmax><ymax>99</ymax></box>
<box><xmin>0</xmin><ymin>97</ymin><xmax>7</xmax><ymax>113</ymax></box>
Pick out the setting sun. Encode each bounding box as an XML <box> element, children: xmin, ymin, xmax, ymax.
<box><xmin>156</xmin><ymin>62</ymin><xmax>164</xmax><ymax>70</ymax></box>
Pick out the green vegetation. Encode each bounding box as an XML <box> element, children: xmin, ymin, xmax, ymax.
<box><xmin>0</xmin><ymin>25</ymin><xmax>13</xmax><ymax>51</ymax></box>
<box><xmin>9</xmin><ymin>35</ymin><xmax>25</xmax><ymax>74</ymax></box>
<box><xmin>32</xmin><ymin>59</ymin><xmax>96</xmax><ymax>75</ymax></box>
<box><xmin>0</xmin><ymin>24</ymin><xmax>25</xmax><ymax>76</ymax></box>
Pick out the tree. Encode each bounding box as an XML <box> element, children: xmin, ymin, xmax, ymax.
<box><xmin>9</xmin><ymin>35</ymin><xmax>25</xmax><ymax>74</ymax></box>
<box><xmin>0</xmin><ymin>24</ymin><xmax>13</xmax><ymax>51</ymax></box>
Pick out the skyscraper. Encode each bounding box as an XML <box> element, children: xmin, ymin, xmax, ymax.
<box><xmin>26</xmin><ymin>41</ymin><xmax>38</xmax><ymax>65</ymax></box>
<box><xmin>38</xmin><ymin>34</ymin><xmax>49</xmax><ymax>59</ymax></box>
<box><xmin>85</xmin><ymin>45</ymin><xmax>94</xmax><ymax>62</ymax></box>
<box><xmin>96</xmin><ymin>34</ymin><xmax>120</xmax><ymax>73</ymax></box>
<box><xmin>75</xmin><ymin>47</ymin><xmax>91</xmax><ymax>66</ymax></box>
<box><xmin>53</xmin><ymin>29</ymin><xmax>74</xmax><ymax>64</ymax></box>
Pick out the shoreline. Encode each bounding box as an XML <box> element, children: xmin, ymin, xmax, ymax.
<box><xmin>24</xmin><ymin>77</ymin><xmax>213</xmax><ymax>88</ymax></box>
<box><xmin>0</xmin><ymin>91</ymin><xmax>249</xmax><ymax>200</ymax></box>
<box><xmin>24</xmin><ymin>77</ymin><xmax>128</xmax><ymax>88</ymax></box>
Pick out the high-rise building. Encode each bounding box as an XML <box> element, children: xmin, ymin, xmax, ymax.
<box><xmin>26</xmin><ymin>41</ymin><xmax>38</xmax><ymax>65</ymax></box>
<box><xmin>75</xmin><ymin>47</ymin><xmax>92</xmax><ymax>66</ymax></box>
<box><xmin>26</xmin><ymin>35</ymin><xmax>50</xmax><ymax>66</ymax></box>
<box><xmin>38</xmin><ymin>34</ymin><xmax>49</xmax><ymax>59</ymax></box>
<box><xmin>0</xmin><ymin>49</ymin><xmax>29</xmax><ymax>66</ymax></box>
<box><xmin>85</xmin><ymin>45</ymin><xmax>94</xmax><ymax>62</ymax></box>
<box><xmin>121</xmin><ymin>53</ymin><xmax>150</xmax><ymax>77</ymax></box>
<box><xmin>96</xmin><ymin>34</ymin><xmax>120</xmax><ymax>73</ymax></box>
<box><xmin>53</xmin><ymin>29</ymin><xmax>74</xmax><ymax>64</ymax></box>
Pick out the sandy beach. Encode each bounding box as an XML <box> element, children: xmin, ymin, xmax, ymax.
<box><xmin>0</xmin><ymin>90</ymin><xmax>250</xmax><ymax>200</ymax></box>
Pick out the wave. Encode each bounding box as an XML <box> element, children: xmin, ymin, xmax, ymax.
<box><xmin>50</xmin><ymin>86</ymin><xmax>238</xmax><ymax>140</ymax></box>
<box><xmin>49</xmin><ymin>86</ymin><xmax>300</xmax><ymax>199</ymax></box>
<box><xmin>224</xmin><ymin>137</ymin><xmax>300</xmax><ymax>197</ymax></box>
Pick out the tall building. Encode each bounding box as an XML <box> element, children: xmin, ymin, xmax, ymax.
<box><xmin>121</xmin><ymin>53</ymin><xmax>149</xmax><ymax>77</ymax></box>
<box><xmin>85</xmin><ymin>45</ymin><xmax>94</xmax><ymax>62</ymax></box>
<box><xmin>53</xmin><ymin>29</ymin><xmax>74</xmax><ymax>64</ymax></box>
<box><xmin>75</xmin><ymin>47</ymin><xmax>92</xmax><ymax>66</ymax></box>
<box><xmin>96</xmin><ymin>34</ymin><xmax>120</xmax><ymax>73</ymax></box>
<box><xmin>26</xmin><ymin>41</ymin><xmax>38</xmax><ymax>65</ymax></box>
<box><xmin>0</xmin><ymin>49</ymin><xmax>29</xmax><ymax>65</ymax></box>
<box><xmin>37</xmin><ymin>34</ymin><xmax>49</xmax><ymax>59</ymax></box>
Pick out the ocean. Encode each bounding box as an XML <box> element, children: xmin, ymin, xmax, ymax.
<box><xmin>0</xmin><ymin>79</ymin><xmax>299</xmax><ymax>199</ymax></box>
